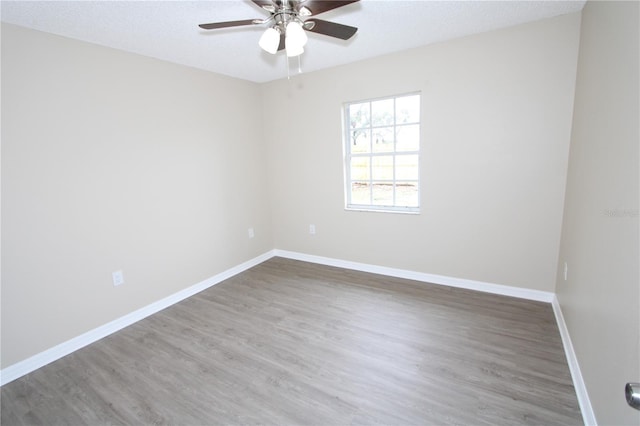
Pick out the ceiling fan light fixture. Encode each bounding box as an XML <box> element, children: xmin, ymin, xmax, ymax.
<box><xmin>285</xmin><ymin>21</ymin><xmax>307</xmax><ymax>57</ymax></box>
<box><xmin>286</xmin><ymin>43</ymin><xmax>304</xmax><ymax>57</ymax></box>
<box><xmin>259</xmin><ymin>26</ymin><xmax>280</xmax><ymax>54</ymax></box>
<box><xmin>286</xmin><ymin>21</ymin><xmax>308</xmax><ymax>47</ymax></box>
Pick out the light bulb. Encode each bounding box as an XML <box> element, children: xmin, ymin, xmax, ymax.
<box><xmin>259</xmin><ymin>27</ymin><xmax>280</xmax><ymax>54</ymax></box>
<box><xmin>286</xmin><ymin>21</ymin><xmax>308</xmax><ymax>47</ymax></box>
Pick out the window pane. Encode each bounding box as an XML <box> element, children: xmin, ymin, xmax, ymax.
<box><xmin>396</xmin><ymin>155</ymin><xmax>419</xmax><ymax>180</ymax></box>
<box><xmin>372</xmin><ymin>182</ymin><xmax>393</xmax><ymax>205</ymax></box>
<box><xmin>372</xmin><ymin>127</ymin><xmax>394</xmax><ymax>153</ymax></box>
<box><xmin>372</xmin><ymin>156</ymin><xmax>393</xmax><ymax>180</ymax></box>
<box><xmin>396</xmin><ymin>95</ymin><xmax>420</xmax><ymax>124</ymax></box>
<box><xmin>349</xmin><ymin>102</ymin><xmax>370</xmax><ymax>129</ymax></box>
<box><xmin>344</xmin><ymin>93</ymin><xmax>420</xmax><ymax>212</ymax></box>
<box><xmin>396</xmin><ymin>124</ymin><xmax>420</xmax><ymax>152</ymax></box>
<box><xmin>351</xmin><ymin>129</ymin><xmax>370</xmax><ymax>153</ymax></box>
<box><xmin>350</xmin><ymin>157</ymin><xmax>370</xmax><ymax>180</ymax></box>
<box><xmin>351</xmin><ymin>182</ymin><xmax>370</xmax><ymax>205</ymax></box>
<box><xmin>371</xmin><ymin>99</ymin><xmax>394</xmax><ymax>127</ymax></box>
<box><xmin>395</xmin><ymin>182</ymin><xmax>419</xmax><ymax>207</ymax></box>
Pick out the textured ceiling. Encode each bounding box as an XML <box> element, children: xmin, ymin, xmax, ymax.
<box><xmin>1</xmin><ymin>0</ymin><xmax>586</xmax><ymax>83</ymax></box>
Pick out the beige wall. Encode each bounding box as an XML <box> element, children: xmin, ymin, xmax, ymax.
<box><xmin>2</xmin><ymin>10</ymin><xmax>592</xmax><ymax>383</ymax></box>
<box><xmin>263</xmin><ymin>13</ymin><xmax>581</xmax><ymax>292</ymax></box>
<box><xmin>556</xmin><ymin>2</ymin><xmax>640</xmax><ymax>425</ymax></box>
<box><xmin>1</xmin><ymin>24</ymin><xmax>274</xmax><ymax>368</ymax></box>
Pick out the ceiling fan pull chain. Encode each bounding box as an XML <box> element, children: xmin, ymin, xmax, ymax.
<box><xmin>286</xmin><ymin>54</ymin><xmax>291</xmax><ymax>80</ymax></box>
<box><xmin>297</xmin><ymin>55</ymin><xmax>302</xmax><ymax>74</ymax></box>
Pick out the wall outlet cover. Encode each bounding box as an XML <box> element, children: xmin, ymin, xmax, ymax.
<box><xmin>112</xmin><ymin>270</ymin><xmax>124</xmax><ymax>286</ymax></box>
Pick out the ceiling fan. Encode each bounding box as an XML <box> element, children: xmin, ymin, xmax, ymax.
<box><xmin>199</xmin><ymin>0</ymin><xmax>360</xmax><ymax>57</ymax></box>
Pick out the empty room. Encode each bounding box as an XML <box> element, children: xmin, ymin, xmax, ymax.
<box><xmin>1</xmin><ymin>0</ymin><xmax>638</xmax><ymax>425</ymax></box>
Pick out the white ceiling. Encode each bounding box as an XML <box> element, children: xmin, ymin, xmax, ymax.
<box><xmin>1</xmin><ymin>0</ymin><xmax>585</xmax><ymax>83</ymax></box>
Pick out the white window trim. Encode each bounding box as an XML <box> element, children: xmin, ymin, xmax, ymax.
<box><xmin>343</xmin><ymin>92</ymin><xmax>421</xmax><ymax>214</ymax></box>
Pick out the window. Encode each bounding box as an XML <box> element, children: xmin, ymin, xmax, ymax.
<box><xmin>343</xmin><ymin>93</ymin><xmax>421</xmax><ymax>213</ymax></box>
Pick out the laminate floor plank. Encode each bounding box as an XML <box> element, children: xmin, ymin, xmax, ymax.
<box><xmin>1</xmin><ymin>257</ymin><xmax>582</xmax><ymax>425</ymax></box>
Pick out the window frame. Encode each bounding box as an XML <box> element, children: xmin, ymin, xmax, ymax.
<box><xmin>343</xmin><ymin>92</ymin><xmax>421</xmax><ymax>214</ymax></box>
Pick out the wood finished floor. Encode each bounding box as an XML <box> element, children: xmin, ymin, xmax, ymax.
<box><xmin>1</xmin><ymin>257</ymin><xmax>582</xmax><ymax>425</ymax></box>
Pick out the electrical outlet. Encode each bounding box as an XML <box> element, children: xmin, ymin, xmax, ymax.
<box><xmin>112</xmin><ymin>270</ymin><xmax>124</xmax><ymax>287</ymax></box>
<box><xmin>248</xmin><ymin>227</ymin><xmax>255</xmax><ymax>239</ymax></box>
<box><xmin>564</xmin><ymin>262</ymin><xmax>568</xmax><ymax>281</ymax></box>
<box><xmin>309</xmin><ymin>224</ymin><xmax>316</xmax><ymax>235</ymax></box>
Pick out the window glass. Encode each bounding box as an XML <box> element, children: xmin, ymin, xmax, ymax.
<box><xmin>396</xmin><ymin>95</ymin><xmax>420</xmax><ymax>124</ymax></box>
<box><xmin>396</xmin><ymin>155</ymin><xmax>419</xmax><ymax>180</ymax></box>
<box><xmin>371</xmin><ymin>99</ymin><xmax>394</xmax><ymax>127</ymax></box>
<box><xmin>396</xmin><ymin>125</ymin><xmax>420</xmax><ymax>152</ymax></box>
<box><xmin>349</xmin><ymin>102</ymin><xmax>370</xmax><ymax>128</ymax></box>
<box><xmin>350</xmin><ymin>157</ymin><xmax>370</xmax><ymax>180</ymax></box>
<box><xmin>350</xmin><ymin>128</ymin><xmax>370</xmax><ymax>153</ymax></box>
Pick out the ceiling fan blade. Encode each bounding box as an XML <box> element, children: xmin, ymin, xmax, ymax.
<box><xmin>299</xmin><ymin>0</ymin><xmax>359</xmax><ymax>16</ymax></box>
<box><xmin>304</xmin><ymin>19</ymin><xmax>357</xmax><ymax>40</ymax></box>
<box><xmin>199</xmin><ymin>19</ymin><xmax>259</xmax><ymax>30</ymax></box>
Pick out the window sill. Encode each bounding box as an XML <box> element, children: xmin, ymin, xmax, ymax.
<box><xmin>345</xmin><ymin>206</ymin><xmax>420</xmax><ymax>215</ymax></box>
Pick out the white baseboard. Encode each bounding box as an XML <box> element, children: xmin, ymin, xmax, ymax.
<box><xmin>0</xmin><ymin>250</ymin><xmax>276</xmax><ymax>387</ymax></box>
<box><xmin>551</xmin><ymin>295</ymin><xmax>597</xmax><ymax>426</ymax></box>
<box><xmin>2</xmin><ymin>248</ymin><xmax>592</xmax><ymax>426</ymax></box>
<box><xmin>276</xmin><ymin>250</ymin><xmax>595</xmax><ymax>423</ymax></box>
<box><xmin>273</xmin><ymin>249</ymin><xmax>555</xmax><ymax>303</ymax></box>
